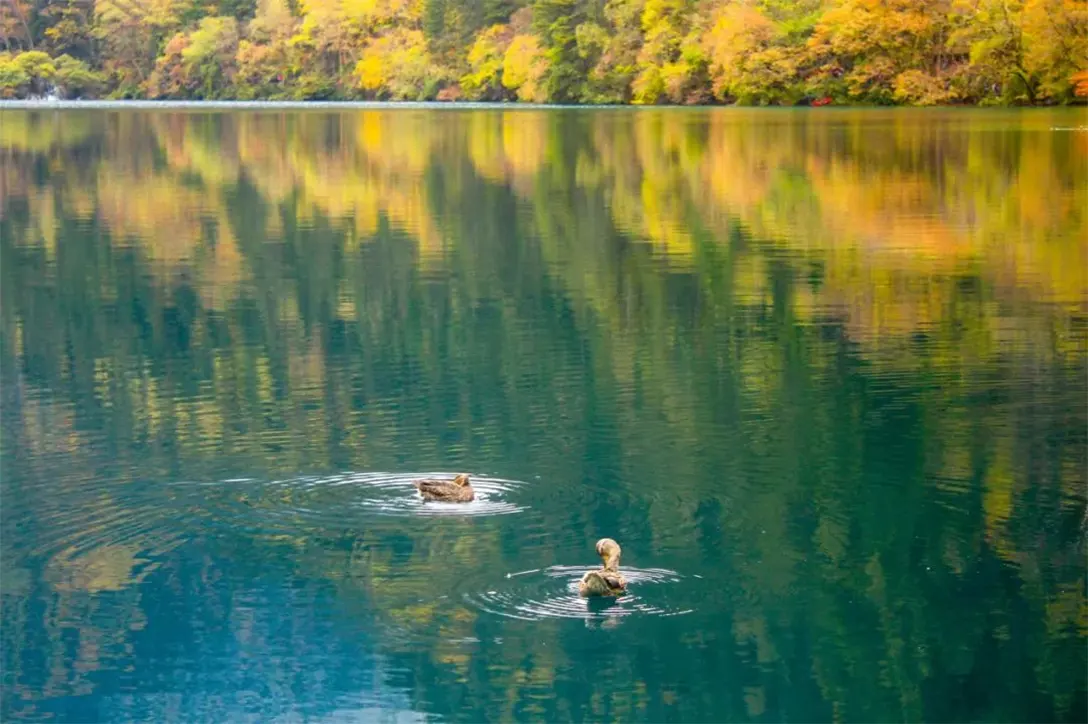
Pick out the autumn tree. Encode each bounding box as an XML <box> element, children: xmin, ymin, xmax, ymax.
<box><xmin>575</xmin><ymin>0</ymin><xmax>643</xmax><ymax>103</ymax></box>
<box><xmin>185</xmin><ymin>15</ymin><xmax>239</xmax><ymax>95</ymax></box>
<box><xmin>532</xmin><ymin>0</ymin><xmax>586</xmax><ymax>101</ymax></box>
<box><xmin>38</xmin><ymin>0</ymin><xmax>96</xmax><ymax>59</ymax></box>
<box><xmin>232</xmin><ymin>0</ymin><xmax>296</xmax><ymax>98</ymax></box>
<box><xmin>502</xmin><ymin>28</ymin><xmax>549</xmax><ymax>101</ymax></box>
<box><xmin>94</xmin><ymin>0</ymin><xmax>187</xmax><ymax>95</ymax></box>
<box><xmin>1020</xmin><ymin>0</ymin><xmax>1087</xmax><ymax>103</ymax></box>
<box><xmin>53</xmin><ymin>53</ymin><xmax>105</xmax><ymax>96</ymax></box>
<box><xmin>702</xmin><ymin>2</ymin><xmax>800</xmax><ymax>105</ymax></box>
<box><xmin>4</xmin><ymin>49</ymin><xmax>53</xmax><ymax>94</ymax></box>
<box><xmin>632</xmin><ymin>0</ymin><xmax>708</xmax><ymax>104</ymax></box>
<box><xmin>461</xmin><ymin>23</ymin><xmax>515</xmax><ymax>99</ymax></box>
<box><xmin>0</xmin><ymin>0</ymin><xmax>36</xmax><ymax>51</ymax></box>
<box><xmin>355</xmin><ymin>28</ymin><xmax>447</xmax><ymax>100</ymax></box>
<box><xmin>806</xmin><ymin>0</ymin><xmax>960</xmax><ymax>104</ymax></box>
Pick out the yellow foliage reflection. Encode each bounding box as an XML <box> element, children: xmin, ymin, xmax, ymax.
<box><xmin>1</xmin><ymin>108</ymin><xmax>1084</xmax><ymax>719</ymax></box>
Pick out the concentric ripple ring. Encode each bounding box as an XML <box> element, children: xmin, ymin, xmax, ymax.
<box><xmin>195</xmin><ymin>472</ymin><xmax>529</xmax><ymax>535</ymax></box>
<box><xmin>463</xmin><ymin>564</ymin><xmax>696</xmax><ymax>621</ymax></box>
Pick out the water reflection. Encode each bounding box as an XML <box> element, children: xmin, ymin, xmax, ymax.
<box><xmin>1</xmin><ymin>107</ymin><xmax>1086</xmax><ymax>722</ymax></box>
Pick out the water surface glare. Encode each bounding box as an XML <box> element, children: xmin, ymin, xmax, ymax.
<box><xmin>1</xmin><ymin>107</ymin><xmax>1085</xmax><ymax>723</ymax></box>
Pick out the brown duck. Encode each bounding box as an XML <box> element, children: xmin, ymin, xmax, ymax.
<box><xmin>415</xmin><ymin>473</ymin><xmax>474</xmax><ymax>502</ymax></box>
<box><xmin>579</xmin><ymin>538</ymin><xmax>628</xmax><ymax>597</ymax></box>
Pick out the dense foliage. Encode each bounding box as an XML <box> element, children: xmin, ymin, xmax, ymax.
<box><xmin>1</xmin><ymin>0</ymin><xmax>1086</xmax><ymax>104</ymax></box>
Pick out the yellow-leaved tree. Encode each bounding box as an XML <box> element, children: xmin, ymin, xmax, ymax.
<box><xmin>950</xmin><ymin>0</ymin><xmax>1087</xmax><ymax>104</ymax></box>
<box><xmin>702</xmin><ymin>3</ymin><xmax>799</xmax><ymax>105</ymax></box>
<box><xmin>95</xmin><ymin>0</ymin><xmax>184</xmax><ymax>93</ymax></box>
<box><xmin>147</xmin><ymin>17</ymin><xmax>238</xmax><ymax>99</ymax></box>
<box><xmin>354</xmin><ymin>27</ymin><xmax>440</xmax><ymax>99</ymax></box>
<box><xmin>631</xmin><ymin>0</ymin><xmax>706</xmax><ymax>104</ymax></box>
<box><xmin>1021</xmin><ymin>0</ymin><xmax>1088</xmax><ymax>102</ymax></box>
<box><xmin>292</xmin><ymin>0</ymin><xmax>427</xmax><ymax>96</ymax></box>
<box><xmin>234</xmin><ymin>0</ymin><xmax>298</xmax><ymax>99</ymax></box>
<box><xmin>807</xmin><ymin>0</ymin><xmax>957</xmax><ymax>104</ymax></box>
<box><xmin>461</xmin><ymin>24</ymin><xmax>515</xmax><ymax>100</ymax></box>
<box><xmin>502</xmin><ymin>34</ymin><xmax>549</xmax><ymax>102</ymax></box>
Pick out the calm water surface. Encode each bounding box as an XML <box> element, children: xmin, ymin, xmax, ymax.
<box><xmin>1</xmin><ymin>107</ymin><xmax>1086</xmax><ymax>722</ymax></box>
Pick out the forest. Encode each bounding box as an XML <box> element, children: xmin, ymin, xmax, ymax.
<box><xmin>1</xmin><ymin>0</ymin><xmax>1086</xmax><ymax>105</ymax></box>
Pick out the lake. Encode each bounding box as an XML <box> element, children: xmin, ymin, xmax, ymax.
<box><xmin>1</xmin><ymin>106</ymin><xmax>1085</xmax><ymax>722</ymax></box>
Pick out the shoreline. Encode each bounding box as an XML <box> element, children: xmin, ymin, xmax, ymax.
<box><xmin>1</xmin><ymin>99</ymin><xmax>1084</xmax><ymax>112</ymax></box>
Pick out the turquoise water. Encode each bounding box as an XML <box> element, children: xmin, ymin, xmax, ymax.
<box><xmin>1</xmin><ymin>107</ymin><xmax>1086</xmax><ymax>722</ymax></box>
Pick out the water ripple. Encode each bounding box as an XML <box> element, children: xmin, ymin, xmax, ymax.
<box><xmin>192</xmin><ymin>471</ymin><xmax>529</xmax><ymax>536</ymax></box>
<box><xmin>462</xmin><ymin>564</ymin><xmax>696</xmax><ymax>622</ymax></box>
<box><xmin>350</xmin><ymin>472</ymin><xmax>529</xmax><ymax>517</ymax></box>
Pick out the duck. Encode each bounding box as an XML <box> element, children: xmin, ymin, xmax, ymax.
<box><xmin>415</xmin><ymin>473</ymin><xmax>475</xmax><ymax>502</ymax></box>
<box><xmin>579</xmin><ymin>538</ymin><xmax>628</xmax><ymax>597</ymax></box>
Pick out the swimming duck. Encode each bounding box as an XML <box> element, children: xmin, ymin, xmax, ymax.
<box><xmin>579</xmin><ymin>538</ymin><xmax>628</xmax><ymax>597</ymax></box>
<box><xmin>415</xmin><ymin>473</ymin><xmax>475</xmax><ymax>502</ymax></box>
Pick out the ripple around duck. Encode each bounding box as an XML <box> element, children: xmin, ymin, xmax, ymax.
<box><xmin>462</xmin><ymin>565</ymin><xmax>696</xmax><ymax>622</ymax></box>
<box><xmin>195</xmin><ymin>472</ymin><xmax>529</xmax><ymax>535</ymax></box>
<box><xmin>350</xmin><ymin>472</ymin><xmax>529</xmax><ymax>517</ymax></box>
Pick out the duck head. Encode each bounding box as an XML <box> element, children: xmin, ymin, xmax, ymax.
<box><xmin>454</xmin><ymin>473</ymin><xmax>471</xmax><ymax>487</ymax></box>
<box><xmin>595</xmin><ymin>538</ymin><xmax>622</xmax><ymax>570</ymax></box>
